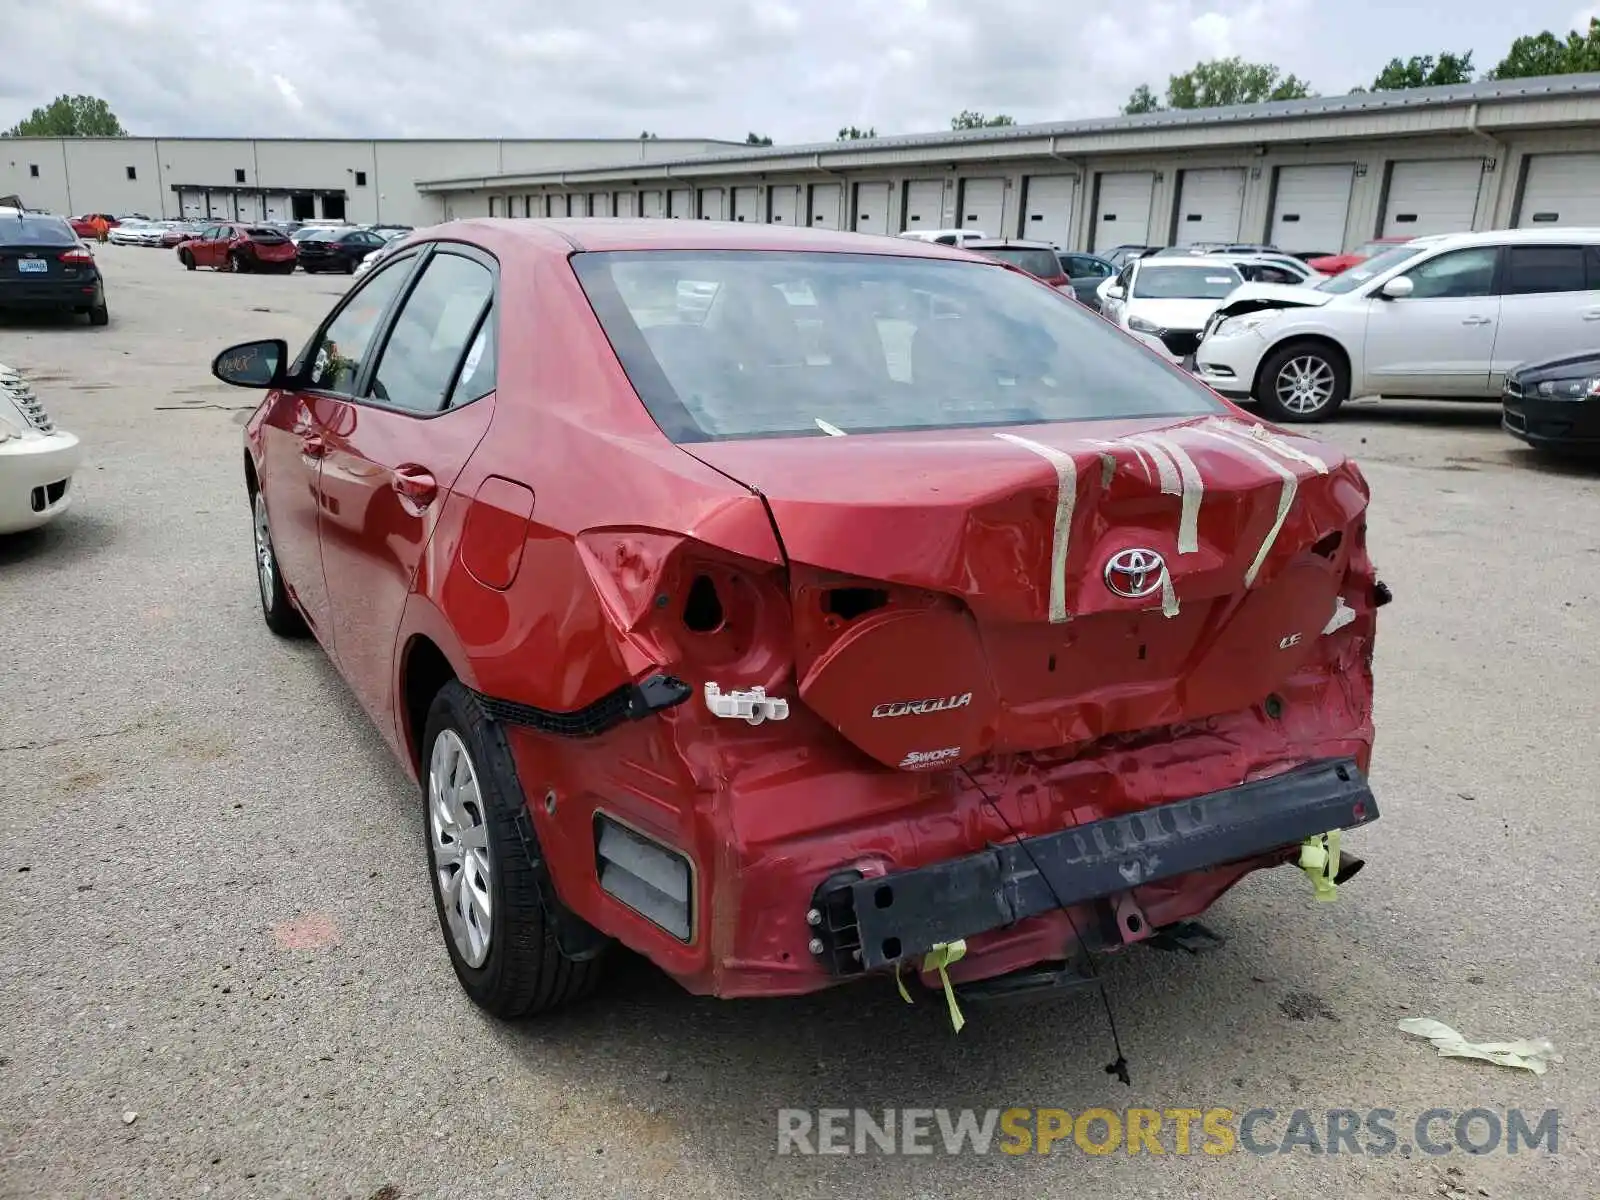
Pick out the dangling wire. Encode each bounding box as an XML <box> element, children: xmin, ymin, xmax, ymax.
<box><xmin>959</xmin><ymin>765</ymin><xmax>1132</xmax><ymax>1086</ymax></box>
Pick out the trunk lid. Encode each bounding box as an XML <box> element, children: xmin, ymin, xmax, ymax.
<box><xmin>687</xmin><ymin>414</ymin><xmax>1368</xmax><ymax>770</ymax></box>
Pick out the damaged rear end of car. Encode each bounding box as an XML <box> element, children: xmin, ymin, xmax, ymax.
<box><xmin>515</xmin><ymin>243</ymin><xmax>1387</xmax><ymax>1007</ymax></box>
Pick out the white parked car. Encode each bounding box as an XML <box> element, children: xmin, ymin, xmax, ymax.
<box><xmin>897</xmin><ymin>228</ymin><xmax>989</xmax><ymax>246</ymax></box>
<box><xmin>1194</xmin><ymin>228</ymin><xmax>1600</xmax><ymax>422</ymax></box>
<box><xmin>1097</xmin><ymin>256</ymin><xmax>1247</xmax><ymax>364</ymax></box>
<box><xmin>0</xmin><ymin>363</ymin><xmax>80</xmax><ymax>534</ymax></box>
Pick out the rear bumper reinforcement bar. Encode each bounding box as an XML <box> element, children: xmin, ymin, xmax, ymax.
<box><xmin>815</xmin><ymin>757</ymin><xmax>1377</xmax><ymax>972</ymax></box>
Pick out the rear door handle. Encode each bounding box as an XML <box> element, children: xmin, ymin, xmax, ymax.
<box><xmin>392</xmin><ymin>464</ymin><xmax>438</xmax><ymax>510</ymax></box>
<box><xmin>1461</xmin><ymin>316</ymin><xmax>1492</xmax><ymax>326</ymax></box>
<box><xmin>1583</xmin><ymin>309</ymin><xmax>1600</xmax><ymax>321</ymax></box>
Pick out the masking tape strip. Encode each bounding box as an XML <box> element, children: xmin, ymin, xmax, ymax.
<box><xmin>1298</xmin><ymin>829</ymin><xmax>1341</xmax><ymax>902</ymax></box>
<box><xmin>892</xmin><ymin>940</ymin><xmax>969</xmax><ymax>1033</ymax></box>
<box><xmin>995</xmin><ymin>433</ymin><xmax>1078</xmax><ymax>624</ymax></box>
<box><xmin>1212</xmin><ymin>417</ymin><xmax>1329</xmax><ymax>475</ymax></box>
<box><xmin>1146</xmin><ymin>433</ymin><xmax>1203</xmax><ymax>554</ymax></box>
<box><xmin>1187</xmin><ymin>426</ymin><xmax>1297</xmax><ymax>587</ymax></box>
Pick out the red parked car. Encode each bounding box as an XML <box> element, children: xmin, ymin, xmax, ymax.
<box><xmin>962</xmin><ymin>238</ymin><xmax>1074</xmax><ymax>292</ymax></box>
<box><xmin>161</xmin><ymin>221</ymin><xmax>206</xmax><ymax>248</ymax></box>
<box><xmin>211</xmin><ymin>221</ymin><xmax>1385</xmax><ymax>1020</ymax></box>
<box><xmin>176</xmin><ymin>222</ymin><xmax>297</xmax><ymax>273</ymax></box>
<box><xmin>68</xmin><ymin>213</ymin><xmax>119</xmax><ymax>238</ymax></box>
<box><xmin>1306</xmin><ymin>237</ymin><xmax>1411</xmax><ymax>276</ymax></box>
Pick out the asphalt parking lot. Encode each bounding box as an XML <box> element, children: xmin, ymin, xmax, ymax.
<box><xmin>2</xmin><ymin>241</ymin><xmax>1598</xmax><ymax>1199</ymax></box>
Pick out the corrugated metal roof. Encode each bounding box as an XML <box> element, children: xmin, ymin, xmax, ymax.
<box><xmin>419</xmin><ymin>72</ymin><xmax>1600</xmax><ymax>189</ymax></box>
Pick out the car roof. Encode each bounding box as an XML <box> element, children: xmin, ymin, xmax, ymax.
<box><xmin>1404</xmin><ymin>227</ymin><xmax>1600</xmax><ymax>250</ymax></box>
<box><xmin>1132</xmin><ymin>255</ymin><xmax>1245</xmax><ymax>269</ymax></box>
<box><xmin>448</xmin><ymin>217</ymin><xmax>982</xmax><ymax>259</ymax></box>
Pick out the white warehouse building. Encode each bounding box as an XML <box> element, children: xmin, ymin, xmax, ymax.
<box><xmin>0</xmin><ymin>136</ymin><xmax>742</xmax><ymax>228</ymax></box>
<box><xmin>418</xmin><ymin>74</ymin><xmax>1600</xmax><ymax>256</ymax></box>
<box><xmin>5</xmin><ymin>74</ymin><xmax>1600</xmax><ymax>252</ymax></box>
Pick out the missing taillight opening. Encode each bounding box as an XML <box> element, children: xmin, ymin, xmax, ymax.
<box><xmin>1311</xmin><ymin>531</ymin><xmax>1343</xmax><ymax>559</ymax></box>
<box><xmin>823</xmin><ymin>587</ymin><xmax>889</xmax><ymax>622</ymax></box>
<box><xmin>682</xmin><ymin>574</ymin><xmax>725</xmax><ymax>633</ymax></box>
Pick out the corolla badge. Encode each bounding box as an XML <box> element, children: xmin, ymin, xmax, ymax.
<box><xmin>1104</xmin><ymin>548</ymin><xmax>1168</xmax><ymax>599</ymax></box>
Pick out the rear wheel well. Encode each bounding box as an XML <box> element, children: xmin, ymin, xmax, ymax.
<box><xmin>1253</xmin><ymin>336</ymin><xmax>1352</xmax><ymax>400</ymax></box>
<box><xmin>402</xmin><ymin>636</ymin><xmax>457</xmax><ymax>770</ymax></box>
<box><xmin>243</xmin><ymin>451</ymin><xmax>259</xmax><ymax>497</ymax></box>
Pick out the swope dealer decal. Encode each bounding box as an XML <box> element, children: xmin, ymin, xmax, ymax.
<box><xmin>872</xmin><ymin>693</ymin><xmax>974</xmax><ymax>719</ymax></box>
<box><xmin>900</xmin><ymin>746</ymin><xmax>963</xmax><ymax>769</ymax></box>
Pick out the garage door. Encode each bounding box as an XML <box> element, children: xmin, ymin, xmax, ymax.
<box><xmin>616</xmin><ymin>192</ymin><xmax>637</xmax><ymax>218</ymax></box>
<box><xmin>769</xmin><ymin>184</ymin><xmax>802</xmax><ymax>225</ymax></box>
<box><xmin>569</xmin><ymin>194</ymin><xmax>591</xmax><ymax>218</ymax></box>
<box><xmin>542</xmin><ymin>194</ymin><xmax>563</xmax><ymax>217</ymax></box>
<box><xmin>590</xmin><ymin>192</ymin><xmax>613</xmax><ymax>217</ymax></box>
<box><xmin>810</xmin><ymin>183</ymin><xmax>843</xmax><ymax>229</ymax></box>
<box><xmin>1517</xmin><ymin>153</ymin><xmax>1600</xmax><ymax>226</ymax></box>
<box><xmin>206</xmin><ymin>190</ymin><xmax>236</xmax><ymax>219</ymax></box>
<box><xmin>732</xmin><ymin>186</ymin><xmax>760</xmax><ymax>223</ymax></box>
<box><xmin>1021</xmin><ymin>174</ymin><xmax>1077</xmax><ymax>246</ymax></box>
<box><xmin>236</xmin><ymin>194</ymin><xmax>264</xmax><ymax>221</ymax></box>
<box><xmin>1093</xmin><ymin>172</ymin><xmax>1156</xmax><ymax>250</ymax></box>
<box><xmin>261</xmin><ymin>193</ymin><xmax>290</xmax><ymax>222</ymax></box>
<box><xmin>958</xmin><ymin>178</ymin><xmax>1005</xmax><ymax>234</ymax></box>
<box><xmin>698</xmin><ymin>187</ymin><xmax>725</xmax><ymax>220</ymax></box>
<box><xmin>1383</xmin><ymin>160</ymin><xmax>1482</xmax><ymax>237</ymax></box>
<box><xmin>1174</xmin><ymin>168</ymin><xmax>1246</xmax><ymax>245</ymax></box>
<box><xmin>641</xmin><ymin>190</ymin><xmax>665</xmax><ymax>218</ymax></box>
<box><xmin>1270</xmin><ymin>165</ymin><xmax>1354</xmax><ymax>254</ymax></box>
<box><xmin>853</xmin><ymin>181</ymin><xmax>894</xmax><ymax>235</ymax></box>
<box><xmin>902</xmin><ymin>179</ymin><xmax>945</xmax><ymax>232</ymax></box>
<box><xmin>668</xmin><ymin>188</ymin><xmax>694</xmax><ymax>219</ymax></box>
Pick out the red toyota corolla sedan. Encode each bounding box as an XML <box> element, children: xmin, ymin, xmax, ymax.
<box><xmin>212</xmin><ymin>220</ymin><xmax>1387</xmax><ymax>1021</ymax></box>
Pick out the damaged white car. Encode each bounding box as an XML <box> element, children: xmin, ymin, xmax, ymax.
<box><xmin>0</xmin><ymin>363</ymin><xmax>80</xmax><ymax>534</ymax></box>
<box><xmin>1194</xmin><ymin>229</ymin><xmax>1600</xmax><ymax>422</ymax></box>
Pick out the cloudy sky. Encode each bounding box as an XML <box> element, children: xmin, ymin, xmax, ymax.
<box><xmin>5</xmin><ymin>0</ymin><xmax>1599</xmax><ymax>143</ymax></box>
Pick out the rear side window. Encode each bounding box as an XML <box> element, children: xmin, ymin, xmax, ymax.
<box><xmin>0</xmin><ymin>216</ymin><xmax>76</xmax><ymax>246</ymax></box>
<box><xmin>366</xmin><ymin>252</ymin><xmax>495</xmax><ymax>414</ymax></box>
<box><xmin>1501</xmin><ymin>245</ymin><xmax>1588</xmax><ymax>295</ymax></box>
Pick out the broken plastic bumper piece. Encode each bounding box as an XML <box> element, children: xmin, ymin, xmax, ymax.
<box><xmin>812</xmin><ymin>757</ymin><xmax>1377</xmax><ymax>973</ymax></box>
<box><xmin>704</xmin><ymin>682</ymin><xmax>790</xmax><ymax>724</ymax></box>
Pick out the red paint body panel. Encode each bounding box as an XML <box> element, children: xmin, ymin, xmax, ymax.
<box><xmin>244</xmin><ymin>219</ymin><xmax>1383</xmax><ymax>1001</ymax></box>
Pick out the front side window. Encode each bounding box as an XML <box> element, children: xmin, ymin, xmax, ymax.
<box><xmin>1401</xmin><ymin>247</ymin><xmax>1498</xmax><ymax>299</ymax></box>
<box><xmin>1502</xmin><ymin>245</ymin><xmax>1588</xmax><ymax>296</ymax></box>
<box><xmin>572</xmin><ymin>249</ymin><xmax>1224</xmax><ymax>442</ymax></box>
<box><xmin>1130</xmin><ymin>265</ymin><xmax>1242</xmax><ymax>299</ymax></box>
<box><xmin>366</xmin><ymin>253</ymin><xmax>495</xmax><ymax>413</ymax></box>
<box><xmin>305</xmin><ymin>257</ymin><xmax>416</xmax><ymax>393</ymax></box>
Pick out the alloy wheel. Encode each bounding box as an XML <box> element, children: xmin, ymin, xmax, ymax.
<box><xmin>1274</xmin><ymin>355</ymin><xmax>1337</xmax><ymax>415</ymax></box>
<box><xmin>429</xmin><ymin>729</ymin><xmax>494</xmax><ymax>968</ymax></box>
<box><xmin>252</xmin><ymin>492</ymin><xmax>275</xmax><ymax>608</ymax></box>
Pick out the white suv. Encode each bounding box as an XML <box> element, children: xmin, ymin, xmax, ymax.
<box><xmin>1194</xmin><ymin>228</ymin><xmax>1600</xmax><ymax>421</ymax></box>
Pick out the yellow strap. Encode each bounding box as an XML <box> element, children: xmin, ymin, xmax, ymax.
<box><xmin>891</xmin><ymin>940</ymin><xmax>969</xmax><ymax>1033</ymax></box>
<box><xmin>1298</xmin><ymin>830</ymin><xmax>1341</xmax><ymax>902</ymax></box>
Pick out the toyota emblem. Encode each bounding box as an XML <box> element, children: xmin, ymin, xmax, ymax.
<box><xmin>1104</xmin><ymin>548</ymin><xmax>1167</xmax><ymax>599</ymax></box>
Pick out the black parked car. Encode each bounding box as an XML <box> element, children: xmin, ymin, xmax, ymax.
<box><xmin>1503</xmin><ymin>351</ymin><xmax>1600</xmax><ymax>455</ymax></box>
<box><xmin>294</xmin><ymin>227</ymin><xmax>389</xmax><ymax>274</ymax></box>
<box><xmin>0</xmin><ymin>211</ymin><xmax>107</xmax><ymax>326</ymax></box>
<box><xmin>1055</xmin><ymin>251</ymin><xmax>1117</xmax><ymax>310</ymax></box>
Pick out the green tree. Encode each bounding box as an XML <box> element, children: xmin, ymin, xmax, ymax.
<box><xmin>1122</xmin><ymin>83</ymin><xmax>1162</xmax><ymax>114</ymax></box>
<box><xmin>638</xmin><ymin>130</ymin><xmax>658</xmax><ymax>139</ymax></box>
<box><xmin>1488</xmin><ymin>18</ymin><xmax>1600</xmax><ymax>79</ymax></box>
<box><xmin>745</xmin><ymin>132</ymin><xmax>773</xmax><ymax>145</ymax></box>
<box><xmin>1164</xmin><ymin>57</ymin><xmax>1313</xmax><ymax>108</ymax></box>
<box><xmin>836</xmin><ymin>125</ymin><xmax>877</xmax><ymax>140</ymax></box>
<box><xmin>3</xmin><ymin>94</ymin><xmax>127</xmax><ymax>137</ymax></box>
<box><xmin>1366</xmin><ymin>51</ymin><xmax>1475</xmax><ymax>90</ymax></box>
<box><xmin>950</xmin><ymin>110</ymin><xmax>1016</xmax><ymax>129</ymax></box>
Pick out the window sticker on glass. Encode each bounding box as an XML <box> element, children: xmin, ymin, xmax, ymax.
<box><xmin>1205</xmin><ymin>275</ymin><xmax>1236</xmax><ymax>284</ymax></box>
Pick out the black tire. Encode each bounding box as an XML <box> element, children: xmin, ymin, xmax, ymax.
<box><xmin>343</xmin><ymin>257</ymin><xmax>357</xmax><ymax>275</ymax></box>
<box><xmin>87</xmin><ymin>301</ymin><xmax>109</xmax><ymax>327</ymax></box>
<box><xmin>251</xmin><ymin>488</ymin><xmax>307</xmax><ymax>637</ymax></box>
<box><xmin>180</xmin><ymin>250</ymin><xmax>196</xmax><ymax>271</ymax></box>
<box><xmin>422</xmin><ymin>680</ymin><xmax>607</xmax><ymax>1019</ymax></box>
<box><xmin>228</xmin><ymin>250</ymin><xmax>249</xmax><ymax>274</ymax></box>
<box><xmin>1254</xmin><ymin>340</ymin><xmax>1350</xmax><ymax>423</ymax></box>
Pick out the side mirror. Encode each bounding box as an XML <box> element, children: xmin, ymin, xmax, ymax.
<box><xmin>212</xmin><ymin>338</ymin><xmax>288</xmax><ymax>389</ymax></box>
<box><xmin>1104</xmin><ymin>284</ymin><xmax>1126</xmax><ymax>300</ymax></box>
<box><xmin>1380</xmin><ymin>276</ymin><xmax>1414</xmax><ymax>300</ymax></box>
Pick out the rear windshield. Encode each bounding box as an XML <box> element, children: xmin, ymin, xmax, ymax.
<box><xmin>1316</xmin><ymin>244</ymin><xmax>1428</xmax><ymax>293</ymax></box>
<box><xmin>969</xmin><ymin>246</ymin><xmax>1063</xmax><ymax>279</ymax></box>
<box><xmin>245</xmin><ymin>226</ymin><xmax>285</xmax><ymax>239</ymax></box>
<box><xmin>0</xmin><ymin>216</ymin><xmax>77</xmax><ymax>246</ymax></box>
<box><xmin>571</xmin><ymin>250</ymin><xmax>1223</xmax><ymax>442</ymax></box>
<box><xmin>1131</xmin><ymin>264</ymin><xmax>1242</xmax><ymax>299</ymax></box>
